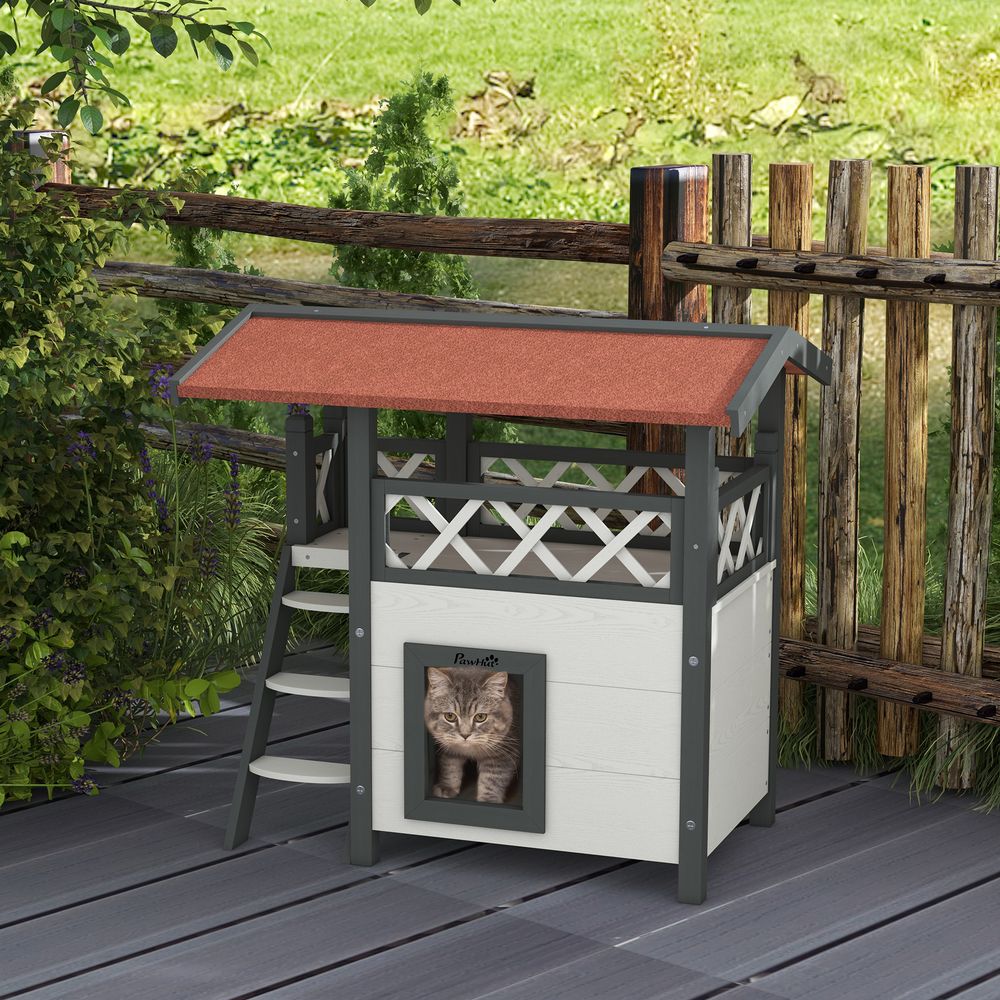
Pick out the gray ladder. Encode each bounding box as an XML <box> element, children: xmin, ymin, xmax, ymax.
<box><xmin>223</xmin><ymin>542</ymin><xmax>353</xmax><ymax>850</ymax></box>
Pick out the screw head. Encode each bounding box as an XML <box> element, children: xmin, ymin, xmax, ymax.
<box><xmin>292</xmin><ymin>517</ymin><xmax>300</xmax><ymax>524</ymax></box>
<box><xmin>692</xmin><ymin>543</ymin><xmax>699</xmax><ymax>550</ymax></box>
<box><xmin>685</xmin><ymin>820</ymin><xmax>697</xmax><ymax>832</ymax></box>
<box><xmin>355</xmin><ymin>784</ymin><xmax>366</xmax><ymax>796</ymax></box>
<box><xmin>688</xmin><ymin>655</ymin><xmax>700</xmax><ymax>667</ymax></box>
<box><xmin>292</xmin><ymin>450</ymin><xmax>299</xmax><ymax>457</ymax></box>
<box><xmin>354</xmin><ymin>626</ymin><xmax>365</xmax><ymax>639</ymax></box>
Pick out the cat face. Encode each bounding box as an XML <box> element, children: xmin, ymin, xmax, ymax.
<box><xmin>424</xmin><ymin>667</ymin><xmax>514</xmax><ymax>759</ymax></box>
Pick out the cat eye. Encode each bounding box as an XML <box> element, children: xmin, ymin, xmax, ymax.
<box><xmin>474</xmin><ymin>713</ymin><xmax>488</xmax><ymax>723</ymax></box>
<box><xmin>443</xmin><ymin>712</ymin><xmax>457</xmax><ymax>722</ymax></box>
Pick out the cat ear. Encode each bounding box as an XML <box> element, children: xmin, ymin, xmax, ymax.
<box><xmin>426</xmin><ymin>667</ymin><xmax>450</xmax><ymax>692</ymax></box>
<box><xmin>480</xmin><ymin>671</ymin><xmax>508</xmax><ymax>697</ymax></box>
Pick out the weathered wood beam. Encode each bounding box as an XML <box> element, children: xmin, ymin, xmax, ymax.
<box><xmin>770</xmin><ymin>162</ymin><xmax>813</xmax><ymax>731</ymax></box>
<box><xmin>94</xmin><ymin>260</ymin><xmax>624</xmax><ymax>319</ymax></box>
<box><xmin>45</xmin><ymin>182</ymin><xmax>631</xmax><ymax>264</ymax></box>
<box><xmin>662</xmin><ymin>242</ymin><xmax>1000</xmax><ymax>306</ymax></box>
<box><xmin>939</xmin><ymin>164</ymin><xmax>1000</xmax><ymax>787</ymax></box>
<box><xmin>816</xmin><ymin>158</ymin><xmax>871</xmax><ymax>761</ymax></box>
<box><xmin>781</xmin><ymin>638</ymin><xmax>1000</xmax><ymax>728</ymax></box>
<box><xmin>711</xmin><ymin>152</ymin><xmax>753</xmax><ymax>458</ymax></box>
<box><xmin>880</xmin><ymin>163</ymin><xmax>932</xmax><ymax>757</ymax></box>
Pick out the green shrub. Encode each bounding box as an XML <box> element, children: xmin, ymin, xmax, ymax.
<box><xmin>0</xmin><ymin>103</ymin><xmax>269</xmax><ymax>805</ymax></box>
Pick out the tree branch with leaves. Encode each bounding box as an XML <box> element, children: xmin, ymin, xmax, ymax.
<box><xmin>0</xmin><ymin>0</ymin><xmax>267</xmax><ymax>133</ymax></box>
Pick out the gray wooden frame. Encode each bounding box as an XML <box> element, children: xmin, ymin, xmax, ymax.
<box><xmin>402</xmin><ymin>642</ymin><xmax>546</xmax><ymax>834</ymax></box>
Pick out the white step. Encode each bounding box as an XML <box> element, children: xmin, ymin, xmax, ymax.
<box><xmin>281</xmin><ymin>590</ymin><xmax>349</xmax><ymax>613</ymax></box>
<box><xmin>291</xmin><ymin>528</ymin><xmax>350</xmax><ymax>570</ymax></box>
<box><xmin>265</xmin><ymin>672</ymin><xmax>350</xmax><ymax>699</ymax></box>
<box><xmin>248</xmin><ymin>755</ymin><xmax>350</xmax><ymax>784</ymax></box>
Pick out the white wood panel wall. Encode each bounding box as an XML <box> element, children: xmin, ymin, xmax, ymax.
<box><xmin>371</xmin><ymin>749</ymin><xmax>681</xmax><ymax>864</ymax></box>
<box><xmin>372</xmin><ymin>665</ymin><xmax>681</xmax><ymax>779</ymax></box>
<box><xmin>707</xmin><ymin>562</ymin><xmax>775</xmax><ymax>854</ymax></box>
<box><xmin>370</xmin><ymin>583</ymin><xmax>684</xmax><ymax>692</ymax></box>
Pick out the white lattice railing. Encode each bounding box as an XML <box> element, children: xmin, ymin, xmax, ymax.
<box><xmin>717</xmin><ymin>480</ymin><xmax>765</xmax><ymax>583</ymax></box>
<box><xmin>383</xmin><ymin>491</ymin><xmax>672</xmax><ymax>590</ymax></box>
<box><xmin>479</xmin><ymin>456</ymin><xmax>684</xmax><ymax>539</ymax></box>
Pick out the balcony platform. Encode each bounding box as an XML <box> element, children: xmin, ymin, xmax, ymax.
<box><xmin>3</xmin><ymin>643</ymin><xmax>1000</xmax><ymax>1000</ymax></box>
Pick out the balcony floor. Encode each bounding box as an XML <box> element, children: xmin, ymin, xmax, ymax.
<box><xmin>3</xmin><ymin>645</ymin><xmax>1000</xmax><ymax>1000</ymax></box>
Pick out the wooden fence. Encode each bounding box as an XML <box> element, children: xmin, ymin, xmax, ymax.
<box><xmin>32</xmin><ymin>143</ymin><xmax>1000</xmax><ymax>786</ymax></box>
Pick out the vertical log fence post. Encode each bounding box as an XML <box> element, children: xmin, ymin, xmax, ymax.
<box><xmin>711</xmin><ymin>153</ymin><xmax>753</xmax><ymax>458</ymax></box>
<box><xmin>8</xmin><ymin>129</ymin><xmax>71</xmax><ymax>183</ymax></box>
<box><xmin>627</xmin><ymin>165</ymin><xmax>709</xmax><ymax>467</ymax></box>
<box><xmin>880</xmin><ymin>164</ymin><xmax>932</xmax><ymax>757</ymax></box>
<box><xmin>938</xmin><ymin>164</ymin><xmax>1000</xmax><ymax>786</ymax></box>
<box><xmin>768</xmin><ymin>163</ymin><xmax>813</xmax><ymax>733</ymax></box>
<box><xmin>816</xmin><ymin>159</ymin><xmax>871</xmax><ymax>761</ymax></box>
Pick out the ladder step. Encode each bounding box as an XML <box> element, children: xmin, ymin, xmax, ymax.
<box><xmin>281</xmin><ymin>590</ymin><xmax>349</xmax><ymax>613</ymax></box>
<box><xmin>265</xmin><ymin>672</ymin><xmax>351</xmax><ymax>699</ymax></box>
<box><xmin>248</xmin><ymin>756</ymin><xmax>351</xmax><ymax>785</ymax></box>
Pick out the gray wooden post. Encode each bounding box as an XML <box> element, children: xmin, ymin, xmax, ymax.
<box><xmin>444</xmin><ymin>412</ymin><xmax>474</xmax><ymax>530</ymax></box>
<box><xmin>748</xmin><ymin>376</ymin><xmax>786</xmax><ymax>828</ymax></box>
<box><xmin>321</xmin><ymin>405</ymin><xmax>348</xmax><ymax>529</ymax></box>
<box><xmin>347</xmin><ymin>407</ymin><xmax>380</xmax><ymax>866</ymax></box>
<box><xmin>677</xmin><ymin>425</ymin><xmax>718</xmax><ymax>905</ymax></box>
<box><xmin>285</xmin><ymin>412</ymin><xmax>316</xmax><ymax>545</ymax></box>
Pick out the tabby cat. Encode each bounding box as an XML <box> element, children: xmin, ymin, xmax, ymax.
<box><xmin>423</xmin><ymin>667</ymin><xmax>519</xmax><ymax>803</ymax></box>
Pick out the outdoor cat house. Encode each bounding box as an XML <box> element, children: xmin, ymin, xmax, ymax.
<box><xmin>168</xmin><ymin>305</ymin><xmax>830</xmax><ymax>905</ymax></box>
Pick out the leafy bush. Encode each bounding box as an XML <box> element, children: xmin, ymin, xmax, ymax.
<box><xmin>0</xmin><ymin>103</ymin><xmax>276</xmax><ymax>805</ymax></box>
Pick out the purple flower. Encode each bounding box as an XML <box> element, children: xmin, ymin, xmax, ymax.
<box><xmin>62</xmin><ymin>659</ymin><xmax>86</xmax><ymax>684</ymax></box>
<box><xmin>0</xmin><ymin>624</ymin><xmax>15</xmax><ymax>649</ymax></box>
<box><xmin>189</xmin><ymin>432</ymin><xmax>213</xmax><ymax>465</ymax></box>
<box><xmin>30</xmin><ymin>608</ymin><xmax>53</xmax><ymax>630</ymax></box>
<box><xmin>66</xmin><ymin>431</ymin><xmax>96</xmax><ymax>466</ymax></box>
<box><xmin>138</xmin><ymin>447</ymin><xmax>170</xmax><ymax>532</ymax></box>
<box><xmin>64</xmin><ymin>565</ymin><xmax>88</xmax><ymax>589</ymax></box>
<box><xmin>148</xmin><ymin>364</ymin><xmax>174</xmax><ymax>402</ymax></box>
<box><xmin>71</xmin><ymin>776</ymin><xmax>98</xmax><ymax>795</ymax></box>
<box><xmin>199</xmin><ymin>545</ymin><xmax>220</xmax><ymax>579</ymax></box>
<box><xmin>43</xmin><ymin>651</ymin><xmax>66</xmax><ymax>674</ymax></box>
<box><xmin>287</xmin><ymin>402</ymin><xmax>309</xmax><ymax>415</ymax></box>
<box><xmin>223</xmin><ymin>453</ymin><xmax>241</xmax><ymax>529</ymax></box>
<box><xmin>111</xmin><ymin>689</ymin><xmax>147</xmax><ymax>715</ymax></box>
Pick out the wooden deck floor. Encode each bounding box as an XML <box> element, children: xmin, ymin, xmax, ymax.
<box><xmin>4</xmin><ymin>645</ymin><xmax>1000</xmax><ymax>1000</ymax></box>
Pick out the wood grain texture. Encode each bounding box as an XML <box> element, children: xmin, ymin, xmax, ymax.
<box><xmin>781</xmin><ymin>638</ymin><xmax>1000</xmax><ymax>725</ymax></box>
<box><xmin>370</xmin><ymin>582</ymin><xmax>683</xmax><ymax>692</ymax></box>
<box><xmin>93</xmin><ymin>260</ymin><xmax>622</xmax><ymax>319</ymax></box>
<box><xmin>816</xmin><ymin>159</ymin><xmax>871</xmax><ymax>761</ymax></box>
<box><xmin>626</xmin><ymin>165</ymin><xmax>709</xmax><ymax>463</ymax></box>
<box><xmin>712</xmin><ymin>153</ymin><xmax>754</xmax><ymax>457</ymax></box>
<box><xmin>371</xmin><ymin>748</ymin><xmax>681</xmax><ymax>864</ymax></box>
<box><xmin>371</xmin><ymin>665</ymin><xmax>682</xmax><ymax>778</ymax></box>
<box><xmin>768</xmin><ymin>162</ymin><xmax>813</xmax><ymax>730</ymax></box>
<box><xmin>939</xmin><ymin>165</ymin><xmax>1000</xmax><ymax>788</ymax></box>
<box><xmin>45</xmin><ymin>182</ymin><xmax>631</xmax><ymax>263</ymax></box>
<box><xmin>661</xmin><ymin>243</ymin><xmax>1000</xmax><ymax>306</ymax></box>
<box><xmin>880</xmin><ymin>164</ymin><xmax>932</xmax><ymax>757</ymax></box>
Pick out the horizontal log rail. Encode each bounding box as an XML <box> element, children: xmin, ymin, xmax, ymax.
<box><xmin>781</xmin><ymin>638</ymin><xmax>1000</xmax><ymax>726</ymax></box>
<box><xmin>45</xmin><ymin>183</ymin><xmax>632</xmax><ymax>264</ymax></box>
<box><xmin>663</xmin><ymin>242</ymin><xmax>1000</xmax><ymax>306</ymax></box>
<box><xmin>95</xmin><ymin>260</ymin><xmax>621</xmax><ymax>319</ymax></box>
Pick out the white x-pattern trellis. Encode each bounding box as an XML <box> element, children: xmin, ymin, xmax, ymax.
<box><xmin>717</xmin><ymin>484</ymin><xmax>764</xmax><ymax>583</ymax></box>
<box><xmin>383</xmin><ymin>491</ymin><xmax>671</xmax><ymax>589</ymax></box>
<box><xmin>479</xmin><ymin>457</ymin><xmax>685</xmax><ymax>538</ymax></box>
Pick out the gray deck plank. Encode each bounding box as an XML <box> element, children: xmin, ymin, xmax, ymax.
<box><xmin>751</xmin><ymin>877</ymin><xmax>1000</xmax><ymax>1000</ymax></box>
<box><xmin>23</xmin><ymin>880</ymin><xmax>483</xmax><ymax>1000</ymax></box>
<box><xmin>0</xmin><ymin>832</ymin><xmax>454</xmax><ymax>997</ymax></box>
<box><xmin>260</xmin><ymin>913</ymin><xmax>731</xmax><ymax>1000</ymax></box>
<box><xmin>946</xmin><ymin>973</ymin><xmax>1000</xmax><ymax>998</ymax></box>
<box><xmin>620</xmin><ymin>803</ymin><xmax>1000</xmax><ymax>980</ymax></box>
<box><xmin>505</xmin><ymin>783</ymin><xmax>967</xmax><ymax>945</ymax></box>
<box><xmin>391</xmin><ymin>842</ymin><xmax>627</xmax><ymax>906</ymax></box>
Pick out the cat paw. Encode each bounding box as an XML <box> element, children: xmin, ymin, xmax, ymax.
<box><xmin>475</xmin><ymin>790</ymin><xmax>506</xmax><ymax>803</ymax></box>
<box><xmin>432</xmin><ymin>783</ymin><xmax>460</xmax><ymax>798</ymax></box>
